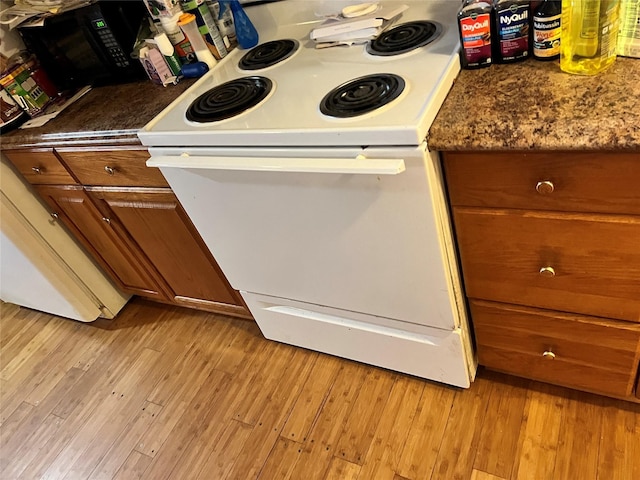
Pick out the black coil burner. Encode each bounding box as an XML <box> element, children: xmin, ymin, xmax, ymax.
<box><xmin>320</xmin><ymin>74</ymin><xmax>405</xmax><ymax>118</ymax></box>
<box><xmin>238</xmin><ymin>39</ymin><xmax>299</xmax><ymax>70</ymax></box>
<box><xmin>367</xmin><ymin>21</ymin><xmax>442</xmax><ymax>56</ymax></box>
<box><xmin>186</xmin><ymin>76</ymin><xmax>272</xmax><ymax>122</ymax></box>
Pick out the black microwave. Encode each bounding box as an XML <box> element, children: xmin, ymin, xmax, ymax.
<box><xmin>18</xmin><ymin>1</ymin><xmax>148</xmax><ymax>91</ymax></box>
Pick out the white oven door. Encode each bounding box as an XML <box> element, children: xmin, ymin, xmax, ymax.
<box><xmin>148</xmin><ymin>144</ymin><xmax>461</xmax><ymax>331</ymax></box>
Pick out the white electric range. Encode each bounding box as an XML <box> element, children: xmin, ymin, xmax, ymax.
<box><xmin>139</xmin><ymin>0</ymin><xmax>476</xmax><ymax>387</ymax></box>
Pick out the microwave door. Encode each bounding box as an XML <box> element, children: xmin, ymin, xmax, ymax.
<box><xmin>19</xmin><ymin>17</ymin><xmax>104</xmax><ymax>90</ymax></box>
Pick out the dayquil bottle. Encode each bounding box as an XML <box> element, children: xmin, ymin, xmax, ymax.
<box><xmin>493</xmin><ymin>0</ymin><xmax>531</xmax><ymax>63</ymax></box>
<box><xmin>533</xmin><ymin>0</ymin><xmax>562</xmax><ymax>60</ymax></box>
<box><xmin>560</xmin><ymin>0</ymin><xmax>621</xmax><ymax>74</ymax></box>
<box><xmin>457</xmin><ymin>0</ymin><xmax>493</xmax><ymax>69</ymax></box>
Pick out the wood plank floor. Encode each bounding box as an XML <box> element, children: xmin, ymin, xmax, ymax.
<box><xmin>1</xmin><ymin>298</ymin><xmax>639</xmax><ymax>480</ymax></box>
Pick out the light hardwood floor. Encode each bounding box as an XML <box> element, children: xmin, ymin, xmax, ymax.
<box><xmin>1</xmin><ymin>298</ymin><xmax>639</xmax><ymax>480</ymax></box>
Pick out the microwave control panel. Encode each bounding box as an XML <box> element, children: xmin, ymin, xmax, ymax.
<box><xmin>89</xmin><ymin>17</ymin><xmax>130</xmax><ymax>68</ymax></box>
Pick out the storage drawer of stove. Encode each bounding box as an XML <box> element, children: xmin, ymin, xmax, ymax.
<box><xmin>56</xmin><ymin>148</ymin><xmax>169</xmax><ymax>187</ymax></box>
<box><xmin>444</xmin><ymin>151</ymin><xmax>640</xmax><ymax>215</ymax></box>
<box><xmin>471</xmin><ymin>300</ymin><xmax>640</xmax><ymax>397</ymax></box>
<box><xmin>453</xmin><ymin>207</ymin><xmax>640</xmax><ymax>323</ymax></box>
<box><xmin>241</xmin><ymin>291</ymin><xmax>474</xmax><ymax>388</ymax></box>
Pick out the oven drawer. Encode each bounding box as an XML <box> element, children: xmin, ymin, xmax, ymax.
<box><xmin>444</xmin><ymin>151</ymin><xmax>640</xmax><ymax>215</ymax></box>
<box><xmin>4</xmin><ymin>148</ymin><xmax>77</xmax><ymax>185</ymax></box>
<box><xmin>242</xmin><ymin>291</ymin><xmax>473</xmax><ymax>388</ymax></box>
<box><xmin>454</xmin><ymin>208</ymin><xmax>640</xmax><ymax>322</ymax></box>
<box><xmin>471</xmin><ymin>300</ymin><xmax>640</xmax><ymax>397</ymax></box>
<box><xmin>56</xmin><ymin>148</ymin><xmax>169</xmax><ymax>187</ymax></box>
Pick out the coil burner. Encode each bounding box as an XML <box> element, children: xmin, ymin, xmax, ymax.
<box><xmin>186</xmin><ymin>76</ymin><xmax>273</xmax><ymax>122</ymax></box>
<box><xmin>320</xmin><ymin>74</ymin><xmax>405</xmax><ymax>118</ymax></box>
<box><xmin>238</xmin><ymin>39</ymin><xmax>299</xmax><ymax>70</ymax></box>
<box><xmin>367</xmin><ymin>21</ymin><xmax>442</xmax><ymax>56</ymax></box>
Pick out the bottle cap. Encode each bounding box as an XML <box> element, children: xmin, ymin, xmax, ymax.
<box><xmin>178</xmin><ymin>13</ymin><xmax>196</xmax><ymax>26</ymax></box>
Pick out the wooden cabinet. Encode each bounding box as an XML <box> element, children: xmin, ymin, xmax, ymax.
<box><xmin>34</xmin><ymin>185</ymin><xmax>167</xmax><ymax>299</ymax></box>
<box><xmin>453</xmin><ymin>208</ymin><xmax>640</xmax><ymax>322</ymax></box>
<box><xmin>443</xmin><ymin>151</ymin><xmax>640</xmax><ymax>400</ymax></box>
<box><xmin>444</xmin><ymin>151</ymin><xmax>640</xmax><ymax>215</ymax></box>
<box><xmin>4</xmin><ymin>148</ymin><xmax>77</xmax><ymax>185</ymax></box>
<box><xmin>57</xmin><ymin>149</ymin><xmax>168</xmax><ymax>187</ymax></box>
<box><xmin>471</xmin><ymin>300</ymin><xmax>640</xmax><ymax>397</ymax></box>
<box><xmin>4</xmin><ymin>146</ymin><xmax>251</xmax><ymax>319</ymax></box>
<box><xmin>90</xmin><ymin>188</ymin><xmax>247</xmax><ymax>316</ymax></box>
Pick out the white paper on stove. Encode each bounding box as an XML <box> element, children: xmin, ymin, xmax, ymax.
<box><xmin>310</xmin><ymin>4</ymin><xmax>408</xmax><ymax>40</ymax></box>
<box><xmin>313</xmin><ymin>26</ymin><xmax>381</xmax><ymax>43</ymax></box>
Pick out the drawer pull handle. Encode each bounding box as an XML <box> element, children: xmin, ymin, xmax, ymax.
<box><xmin>535</xmin><ymin>180</ymin><xmax>554</xmax><ymax>195</ymax></box>
<box><xmin>102</xmin><ymin>217</ymin><xmax>111</xmax><ymax>224</ymax></box>
<box><xmin>32</xmin><ymin>167</ymin><xmax>43</xmax><ymax>174</ymax></box>
<box><xmin>104</xmin><ymin>166</ymin><xmax>116</xmax><ymax>175</ymax></box>
<box><xmin>50</xmin><ymin>212</ymin><xmax>59</xmax><ymax>220</ymax></box>
<box><xmin>542</xmin><ymin>350</ymin><xmax>556</xmax><ymax>360</ymax></box>
<box><xmin>539</xmin><ymin>266</ymin><xmax>556</xmax><ymax>277</ymax></box>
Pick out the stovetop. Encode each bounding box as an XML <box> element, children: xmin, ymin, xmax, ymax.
<box><xmin>139</xmin><ymin>0</ymin><xmax>461</xmax><ymax>148</ymax></box>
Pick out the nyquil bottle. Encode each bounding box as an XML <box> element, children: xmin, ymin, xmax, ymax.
<box><xmin>493</xmin><ymin>0</ymin><xmax>531</xmax><ymax>63</ymax></box>
<box><xmin>457</xmin><ymin>0</ymin><xmax>494</xmax><ymax>69</ymax></box>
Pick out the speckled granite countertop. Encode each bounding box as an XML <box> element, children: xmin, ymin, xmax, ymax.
<box><xmin>1</xmin><ymin>79</ymin><xmax>195</xmax><ymax>150</ymax></box>
<box><xmin>4</xmin><ymin>58</ymin><xmax>638</xmax><ymax>152</ymax></box>
<box><xmin>428</xmin><ymin>57</ymin><xmax>640</xmax><ymax>151</ymax></box>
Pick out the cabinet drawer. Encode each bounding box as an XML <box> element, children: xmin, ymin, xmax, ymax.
<box><xmin>4</xmin><ymin>149</ymin><xmax>77</xmax><ymax>185</ymax></box>
<box><xmin>444</xmin><ymin>151</ymin><xmax>640</xmax><ymax>215</ymax></box>
<box><xmin>454</xmin><ymin>208</ymin><xmax>640</xmax><ymax>322</ymax></box>
<box><xmin>56</xmin><ymin>148</ymin><xmax>169</xmax><ymax>187</ymax></box>
<box><xmin>471</xmin><ymin>300</ymin><xmax>640</xmax><ymax>397</ymax></box>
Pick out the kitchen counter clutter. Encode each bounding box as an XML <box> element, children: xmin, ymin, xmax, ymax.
<box><xmin>428</xmin><ymin>57</ymin><xmax>640</xmax><ymax>151</ymax></box>
<box><xmin>430</xmin><ymin>58</ymin><xmax>640</xmax><ymax>402</ymax></box>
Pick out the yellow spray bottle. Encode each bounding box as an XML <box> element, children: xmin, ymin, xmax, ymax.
<box><xmin>560</xmin><ymin>0</ymin><xmax>621</xmax><ymax>74</ymax></box>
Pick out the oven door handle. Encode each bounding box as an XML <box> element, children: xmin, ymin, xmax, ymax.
<box><xmin>147</xmin><ymin>155</ymin><xmax>406</xmax><ymax>175</ymax></box>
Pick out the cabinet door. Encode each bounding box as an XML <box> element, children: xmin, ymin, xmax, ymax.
<box><xmin>34</xmin><ymin>185</ymin><xmax>168</xmax><ymax>299</ymax></box>
<box><xmin>91</xmin><ymin>188</ymin><xmax>250</xmax><ymax>318</ymax></box>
